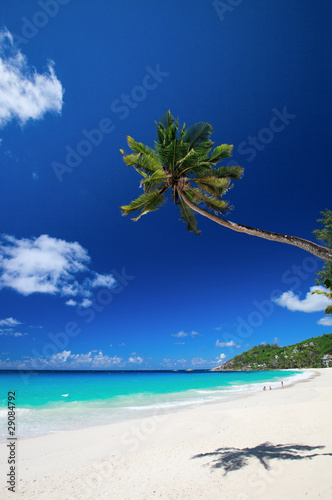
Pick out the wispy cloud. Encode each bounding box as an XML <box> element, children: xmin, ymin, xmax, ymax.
<box><xmin>171</xmin><ymin>330</ymin><xmax>200</xmax><ymax>338</ymax></box>
<box><xmin>273</xmin><ymin>286</ymin><xmax>331</xmax><ymax>313</ymax></box>
<box><xmin>172</xmin><ymin>331</ymin><xmax>187</xmax><ymax>338</ymax></box>
<box><xmin>161</xmin><ymin>356</ymin><xmax>219</xmax><ymax>368</ymax></box>
<box><xmin>215</xmin><ymin>339</ymin><xmax>240</xmax><ymax>348</ymax></box>
<box><xmin>0</xmin><ymin>317</ymin><xmax>22</xmax><ymax>327</ymax></box>
<box><xmin>128</xmin><ymin>356</ymin><xmax>143</xmax><ymax>364</ymax></box>
<box><xmin>0</xmin><ymin>28</ymin><xmax>63</xmax><ymax>128</ymax></box>
<box><xmin>0</xmin><ymin>350</ymin><xmax>124</xmax><ymax>369</ymax></box>
<box><xmin>67</xmin><ymin>351</ymin><xmax>123</xmax><ymax>368</ymax></box>
<box><xmin>0</xmin><ymin>329</ymin><xmax>27</xmax><ymax>337</ymax></box>
<box><xmin>190</xmin><ymin>357</ymin><xmax>210</xmax><ymax>366</ymax></box>
<box><xmin>0</xmin><ymin>317</ymin><xmax>27</xmax><ymax>336</ymax></box>
<box><xmin>0</xmin><ymin>234</ymin><xmax>117</xmax><ymax>306</ymax></box>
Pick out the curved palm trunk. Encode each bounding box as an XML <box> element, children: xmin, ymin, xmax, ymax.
<box><xmin>181</xmin><ymin>193</ymin><xmax>332</xmax><ymax>261</ymax></box>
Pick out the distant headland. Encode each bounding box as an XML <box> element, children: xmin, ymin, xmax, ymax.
<box><xmin>212</xmin><ymin>333</ymin><xmax>332</xmax><ymax>371</ymax></box>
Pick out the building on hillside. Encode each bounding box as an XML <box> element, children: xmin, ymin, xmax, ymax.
<box><xmin>321</xmin><ymin>354</ymin><xmax>332</xmax><ymax>367</ymax></box>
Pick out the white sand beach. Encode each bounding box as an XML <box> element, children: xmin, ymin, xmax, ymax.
<box><xmin>1</xmin><ymin>368</ymin><xmax>332</xmax><ymax>499</ymax></box>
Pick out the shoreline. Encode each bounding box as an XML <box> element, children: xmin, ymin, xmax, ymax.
<box><xmin>1</xmin><ymin>368</ymin><xmax>331</xmax><ymax>499</ymax></box>
<box><xmin>0</xmin><ymin>368</ymin><xmax>311</xmax><ymax>443</ymax></box>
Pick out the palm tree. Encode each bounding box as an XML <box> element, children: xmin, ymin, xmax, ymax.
<box><xmin>120</xmin><ymin>111</ymin><xmax>332</xmax><ymax>261</ymax></box>
<box><xmin>312</xmin><ymin>271</ymin><xmax>332</xmax><ymax>314</ymax></box>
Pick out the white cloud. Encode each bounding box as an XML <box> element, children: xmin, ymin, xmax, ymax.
<box><xmin>317</xmin><ymin>316</ymin><xmax>332</xmax><ymax>326</ymax></box>
<box><xmin>0</xmin><ymin>328</ymin><xmax>27</xmax><ymax>337</ymax></box>
<box><xmin>172</xmin><ymin>331</ymin><xmax>187</xmax><ymax>338</ymax></box>
<box><xmin>128</xmin><ymin>356</ymin><xmax>143</xmax><ymax>364</ymax></box>
<box><xmin>79</xmin><ymin>298</ymin><xmax>92</xmax><ymax>308</ymax></box>
<box><xmin>0</xmin><ymin>28</ymin><xmax>63</xmax><ymax>128</ymax></box>
<box><xmin>90</xmin><ymin>273</ymin><xmax>116</xmax><ymax>289</ymax></box>
<box><xmin>0</xmin><ymin>350</ymin><xmax>124</xmax><ymax>369</ymax></box>
<box><xmin>0</xmin><ymin>234</ymin><xmax>117</xmax><ymax>304</ymax></box>
<box><xmin>214</xmin><ymin>326</ymin><xmax>222</xmax><ymax>331</ymax></box>
<box><xmin>0</xmin><ymin>317</ymin><xmax>21</xmax><ymax>327</ymax></box>
<box><xmin>273</xmin><ymin>286</ymin><xmax>331</xmax><ymax>313</ymax></box>
<box><xmin>215</xmin><ymin>339</ymin><xmax>240</xmax><ymax>348</ymax></box>
<box><xmin>65</xmin><ymin>299</ymin><xmax>77</xmax><ymax>307</ymax></box>
<box><xmin>161</xmin><ymin>356</ymin><xmax>217</xmax><ymax>368</ymax></box>
<box><xmin>65</xmin><ymin>352</ymin><xmax>123</xmax><ymax>368</ymax></box>
<box><xmin>0</xmin><ymin>234</ymin><xmax>88</xmax><ymax>295</ymax></box>
<box><xmin>172</xmin><ymin>330</ymin><xmax>200</xmax><ymax>338</ymax></box>
<box><xmin>191</xmin><ymin>357</ymin><xmax>208</xmax><ymax>366</ymax></box>
<box><xmin>191</xmin><ymin>331</ymin><xmax>200</xmax><ymax>337</ymax></box>
<box><xmin>217</xmin><ymin>353</ymin><xmax>226</xmax><ymax>361</ymax></box>
<box><xmin>174</xmin><ymin>342</ymin><xmax>185</xmax><ymax>345</ymax></box>
<box><xmin>0</xmin><ymin>317</ymin><xmax>27</xmax><ymax>336</ymax></box>
<box><xmin>51</xmin><ymin>350</ymin><xmax>71</xmax><ymax>362</ymax></box>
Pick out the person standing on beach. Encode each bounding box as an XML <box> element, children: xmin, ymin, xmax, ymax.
<box><xmin>281</xmin><ymin>381</ymin><xmax>284</xmax><ymax>388</ymax></box>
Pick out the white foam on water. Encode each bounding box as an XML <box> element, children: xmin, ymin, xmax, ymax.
<box><xmin>0</xmin><ymin>370</ymin><xmax>314</xmax><ymax>441</ymax></box>
<box><xmin>0</xmin><ymin>408</ymin><xmax>31</xmax><ymax>418</ymax></box>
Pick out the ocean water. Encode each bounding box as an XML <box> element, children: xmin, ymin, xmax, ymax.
<box><xmin>0</xmin><ymin>369</ymin><xmax>311</xmax><ymax>440</ymax></box>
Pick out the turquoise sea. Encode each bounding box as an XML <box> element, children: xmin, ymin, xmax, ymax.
<box><xmin>0</xmin><ymin>370</ymin><xmax>310</xmax><ymax>441</ymax></box>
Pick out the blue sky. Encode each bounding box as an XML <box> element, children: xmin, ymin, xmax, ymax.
<box><xmin>0</xmin><ymin>0</ymin><xmax>331</xmax><ymax>370</ymax></box>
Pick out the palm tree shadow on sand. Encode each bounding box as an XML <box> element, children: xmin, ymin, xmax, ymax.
<box><xmin>191</xmin><ymin>442</ymin><xmax>332</xmax><ymax>475</ymax></box>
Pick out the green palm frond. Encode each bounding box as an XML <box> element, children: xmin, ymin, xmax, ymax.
<box><xmin>177</xmin><ymin>148</ymin><xmax>198</xmax><ymax>168</ymax></box>
<box><xmin>208</xmin><ymin>144</ymin><xmax>233</xmax><ymax>164</ymax></box>
<box><xmin>189</xmin><ymin>188</ymin><xmax>230</xmax><ymax>214</ymax></box>
<box><xmin>180</xmin><ymin>162</ymin><xmax>212</xmax><ymax>177</ymax></box>
<box><xmin>141</xmin><ymin>169</ymin><xmax>167</xmax><ymax>191</ymax></box>
<box><xmin>121</xmin><ymin>189</ymin><xmax>167</xmax><ymax>220</ymax></box>
<box><xmin>154</xmin><ymin>139</ymin><xmax>177</xmax><ymax>172</ymax></box>
<box><xmin>183</xmin><ymin>122</ymin><xmax>213</xmax><ymax>147</ymax></box>
<box><xmin>126</xmin><ymin>136</ymin><xmax>156</xmax><ymax>158</ymax></box>
<box><xmin>212</xmin><ymin>165</ymin><xmax>244</xmax><ymax>180</ymax></box>
<box><xmin>156</xmin><ymin>111</ymin><xmax>179</xmax><ymax>147</ymax></box>
<box><xmin>154</xmin><ymin>139</ymin><xmax>193</xmax><ymax>174</ymax></box>
<box><xmin>178</xmin><ymin>195</ymin><xmax>200</xmax><ymax>235</ymax></box>
<box><xmin>159</xmin><ymin>110</ymin><xmax>176</xmax><ymax>133</ymax></box>
<box><xmin>189</xmin><ymin>140</ymin><xmax>214</xmax><ymax>158</ymax></box>
<box><xmin>195</xmin><ymin>176</ymin><xmax>231</xmax><ymax>199</ymax></box>
<box><xmin>326</xmin><ymin>305</ymin><xmax>332</xmax><ymax>314</ymax></box>
<box><xmin>122</xmin><ymin>152</ymin><xmax>161</xmax><ymax>176</ymax></box>
<box><xmin>177</xmin><ymin>150</ymin><xmax>207</xmax><ymax>173</ymax></box>
<box><xmin>178</xmin><ymin>121</ymin><xmax>186</xmax><ymax>141</ymax></box>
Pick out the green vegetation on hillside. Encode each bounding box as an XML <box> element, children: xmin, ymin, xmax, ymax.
<box><xmin>212</xmin><ymin>334</ymin><xmax>332</xmax><ymax>371</ymax></box>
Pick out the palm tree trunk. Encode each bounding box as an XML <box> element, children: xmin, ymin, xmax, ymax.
<box><xmin>180</xmin><ymin>193</ymin><xmax>332</xmax><ymax>261</ymax></box>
